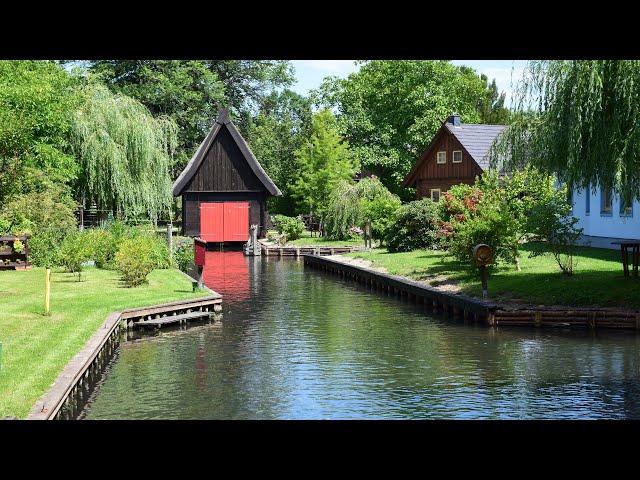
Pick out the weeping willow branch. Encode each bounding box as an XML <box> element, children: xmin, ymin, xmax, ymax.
<box><xmin>491</xmin><ymin>60</ymin><xmax>640</xmax><ymax>203</ymax></box>
<box><xmin>71</xmin><ymin>82</ymin><xmax>178</xmax><ymax>223</ymax></box>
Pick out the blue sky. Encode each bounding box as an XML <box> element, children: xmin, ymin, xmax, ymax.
<box><xmin>290</xmin><ymin>60</ymin><xmax>528</xmax><ymax>107</ymax></box>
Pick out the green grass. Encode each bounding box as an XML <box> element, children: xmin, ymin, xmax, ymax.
<box><xmin>269</xmin><ymin>230</ymin><xmax>366</xmax><ymax>247</ymax></box>
<box><xmin>346</xmin><ymin>244</ymin><xmax>640</xmax><ymax>309</ymax></box>
<box><xmin>0</xmin><ymin>266</ymin><xmax>208</xmax><ymax>419</ymax></box>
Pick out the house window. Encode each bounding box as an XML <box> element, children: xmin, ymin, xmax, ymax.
<box><xmin>431</xmin><ymin>189</ymin><xmax>441</xmax><ymax>202</ymax></box>
<box><xmin>601</xmin><ymin>187</ymin><xmax>612</xmax><ymax>215</ymax></box>
<box><xmin>585</xmin><ymin>185</ymin><xmax>590</xmax><ymax>215</ymax></box>
<box><xmin>452</xmin><ymin>150</ymin><xmax>462</xmax><ymax>163</ymax></box>
<box><xmin>436</xmin><ymin>151</ymin><xmax>446</xmax><ymax>164</ymax></box>
<box><xmin>620</xmin><ymin>197</ymin><xmax>633</xmax><ymax>217</ymax></box>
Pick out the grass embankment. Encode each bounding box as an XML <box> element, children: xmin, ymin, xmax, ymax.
<box><xmin>269</xmin><ymin>230</ymin><xmax>366</xmax><ymax>247</ymax></box>
<box><xmin>0</xmin><ymin>266</ymin><xmax>208</xmax><ymax>419</ymax></box>
<box><xmin>346</xmin><ymin>244</ymin><xmax>640</xmax><ymax>309</ymax></box>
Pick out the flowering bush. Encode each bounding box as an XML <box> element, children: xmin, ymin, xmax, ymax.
<box><xmin>348</xmin><ymin>226</ymin><xmax>363</xmax><ymax>237</ymax></box>
<box><xmin>386</xmin><ymin>199</ymin><xmax>441</xmax><ymax>253</ymax></box>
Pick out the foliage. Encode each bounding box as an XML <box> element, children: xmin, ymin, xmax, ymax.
<box><xmin>475</xmin><ymin>73</ymin><xmax>510</xmax><ymax>124</ymax></box>
<box><xmin>526</xmin><ymin>187</ymin><xmax>583</xmax><ymax>276</ymax></box>
<box><xmin>291</xmin><ymin>109</ymin><xmax>358</xmax><ymax>217</ymax></box>
<box><xmin>491</xmin><ymin>60</ymin><xmax>640</xmax><ymax>204</ymax></box>
<box><xmin>84</xmin><ymin>228</ymin><xmax>118</xmax><ymax>269</ymax></box>
<box><xmin>70</xmin><ymin>82</ymin><xmax>178</xmax><ymax>224</ymax></box>
<box><xmin>314</xmin><ymin>61</ymin><xmax>502</xmax><ymax>196</ymax></box>
<box><xmin>272</xmin><ymin>215</ymin><xmax>305</xmax><ymax>241</ymax></box>
<box><xmin>58</xmin><ymin>230</ymin><xmax>92</xmax><ymax>280</ymax></box>
<box><xmin>174</xmin><ymin>237</ymin><xmax>194</xmax><ymax>273</ymax></box>
<box><xmin>85</xmin><ymin>60</ymin><xmax>294</xmax><ymax>176</ymax></box>
<box><xmin>0</xmin><ymin>61</ymin><xmax>79</xmax><ymax>203</ymax></box>
<box><xmin>0</xmin><ymin>185</ymin><xmax>78</xmax><ymax>267</ymax></box>
<box><xmin>386</xmin><ymin>199</ymin><xmax>441</xmax><ymax>253</ymax></box>
<box><xmin>115</xmin><ymin>237</ymin><xmax>157</xmax><ymax>287</ymax></box>
<box><xmin>324</xmin><ymin>176</ymin><xmax>401</xmax><ymax>241</ymax></box>
<box><xmin>245</xmin><ymin>90</ymin><xmax>313</xmax><ymax>215</ymax></box>
<box><xmin>12</xmin><ymin>240</ymin><xmax>24</xmax><ymax>253</ymax></box>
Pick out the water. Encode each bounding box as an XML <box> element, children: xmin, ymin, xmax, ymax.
<box><xmin>82</xmin><ymin>252</ymin><xmax>640</xmax><ymax>419</ymax></box>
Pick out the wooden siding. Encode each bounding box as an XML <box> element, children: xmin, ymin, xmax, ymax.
<box><xmin>185</xmin><ymin>125</ymin><xmax>264</xmax><ymax>193</ymax></box>
<box><xmin>412</xmin><ymin>129</ymin><xmax>483</xmax><ymax>199</ymax></box>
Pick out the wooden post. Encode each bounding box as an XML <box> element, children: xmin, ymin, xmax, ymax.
<box><xmin>45</xmin><ymin>268</ymin><xmax>51</xmax><ymax>316</ymax></box>
<box><xmin>167</xmin><ymin>222</ymin><xmax>173</xmax><ymax>258</ymax></box>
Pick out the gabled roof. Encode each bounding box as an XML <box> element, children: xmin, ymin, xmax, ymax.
<box><xmin>402</xmin><ymin>119</ymin><xmax>506</xmax><ymax>188</ymax></box>
<box><xmin>172</xmin><ymin>109</ymin><xmax>281</xmax><ymax>197</ymax></box>
<box><xmin>444</xmin><ymin>123</ymin><xmax>506</xmax><ymax>170</ymax></box>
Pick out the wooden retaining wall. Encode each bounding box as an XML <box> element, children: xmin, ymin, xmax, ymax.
<box><xmin>27</xmin><ymin>293</ymin><xmax>222</xmax><ymax>420</ymax></box>
<box><xmin>304</xmin><ymin>255</ymin><xmax>640</xmax><ymax>331</ymax></box>
<box><xmin>304</xmin><ymin>254</ymin><xmax>497</xmax><ymax>323</ymax></box>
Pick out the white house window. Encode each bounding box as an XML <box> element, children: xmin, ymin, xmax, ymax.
<box><xmin>431</xmin><ymin>188</ymin><xmax>441</xmax><ymax>202</ymax></box>
<box><xmin>601</xmin><ymin>187</ymin><xmax>613</xmax><ymax>215</ymax></box>
<box><xmin>452</xmin><ymin>150</ymin><xmax>462</xmax><ymax>163</ymax></box>
<box><xmin>620</xmin><ymin>197</ymin><xmax>633</xmax><ymax>217</ymax></box>
<box><xmin>436</xmin><ymin>151</ymin><xmax>446</xmax><ymax>164</ymax></box>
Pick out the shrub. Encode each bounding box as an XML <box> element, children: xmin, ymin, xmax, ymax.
<box><xmin>58</xmin><ymin>230</ymin><xmax>92</xmax><ymax>281</ymax></box>
<box><xmin>174</xmin><ymin>237</ymin><xmax>194</xmax><ymax>273</ymax></box>
<box><xmin>272</xmin><ymin>215</ymin><xmax>305</xmax><ymax>241</ymax></box>
<box><xmin>386</xmin><ymin>199</ymin><xmax>441</xmax><ymax>253</ymax></box>
<box><xmin>84</xmin><ymin>228</ymin><xmax>118</xmax><ymax>269</ymax></box>
<box><xmin>115</xmin><ymin>237</ymin><xmax>157</xmax><ymax>287</ymax></box>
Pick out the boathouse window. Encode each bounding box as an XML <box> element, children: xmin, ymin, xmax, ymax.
<box><xmin>585</xmin><ymin>184</ymin><xmax>590</xmax><ymax>215</ymax></box>
<box><xmin>620</xmin><ymin>196</ymin><xmax>633</xmax><ymax>217</ymax></box>
<box><xmin>601</xmin><ymin>187</ymin><xmax>612</xmax><ymax>215</ymax></box>
<box><xmin>431</xmin><ymin>188</ymin><xmax>441</xmax><ymax>202</ymax></box>
<box><xmin>436</xmin><ymin>151</ymin><xmax>446</xmax><ymax>164</ymax></box>
<box><xmin>452</xmin><ymin>150</ymin><xmax>462</xmax><ymax>163</ymax></box>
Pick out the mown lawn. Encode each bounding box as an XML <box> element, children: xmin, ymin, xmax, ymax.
<box><xmin>346</xmin><ymin>244</ymin><xmax>640</xmax><ymax>309</ymax></box>
<box><xmin>0</xmin><ymin>266</ymin><xmax>208</xmax><ymax>419</ymax></box>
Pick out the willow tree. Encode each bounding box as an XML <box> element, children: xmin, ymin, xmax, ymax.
<box><xmin>71</xmin><ymin>82</ymin><xmax>177</xmax><ymax>223</ymax></box>
<box><xmin>491</xmin><ymin>60</ymin><xmax>640</xmax><ymax>204</ymax></box>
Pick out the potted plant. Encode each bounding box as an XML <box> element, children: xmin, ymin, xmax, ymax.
<box><xmin>13</xmin><ymin>239</ymin><xmax>24</xmax><ymax>254</ymax></box>
<box><xmin>0</xmin><ymin>241</ymin><xmax>10</xmax><ymax>255</ymax></box>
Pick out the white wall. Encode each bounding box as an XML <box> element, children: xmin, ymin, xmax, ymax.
<box><xmin>572</xmin><ymin>186</ymin><xmax>640</xmax><ymax>240</ymax></box>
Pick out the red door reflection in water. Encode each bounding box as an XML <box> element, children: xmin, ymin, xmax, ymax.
<box><xmin>202</xmin><ymin>251</ymin><xmax>250</xmax><ymax>301</ymax></box>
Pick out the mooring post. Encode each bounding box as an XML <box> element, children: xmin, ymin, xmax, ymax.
<box><xmin>167</xmin><ymin>221</ymin><xmax>173</xmax><ymax>258</ymax></box>
<box><xmin>44</xmin><ymin>268</ymin><xmax>51</xmax><ymax>316</ymax></box>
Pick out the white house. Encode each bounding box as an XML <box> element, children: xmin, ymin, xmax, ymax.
<box><xmin>571</xmin><ymin>185</ymin><xmax>640</xmax><ymax>249</ymax></box>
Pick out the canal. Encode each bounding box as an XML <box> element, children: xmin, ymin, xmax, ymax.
<box><xmin>81</xmin><ymin>252</ymin><xmax>640</xmax><ymax>419</ymax></box>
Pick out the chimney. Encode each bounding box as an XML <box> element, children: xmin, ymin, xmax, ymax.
<box><xmin>447</xmin><ymin>114</ymin><xmax>461</xmax><ymax>126</ymax></box>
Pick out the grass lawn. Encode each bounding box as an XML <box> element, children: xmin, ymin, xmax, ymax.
<box><xmin>346</xmin><ymin>243</ymin><xmax>640</xmax><ymax>309</ymax></box>
<box><xmin>269</xmin><ymin>230</ymin><xmax>367</xmax><ymax>247</ymax></box>
<box><xmin>0</xmin><ymin>266</ymin><xmax>208</xmax><ymax>419</ymax></box>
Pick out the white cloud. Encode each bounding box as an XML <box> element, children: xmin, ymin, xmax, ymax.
<box><xmin>297</xmin><ymin>60</ymin><xmax>359</xmax><ymax>75</ymax></box>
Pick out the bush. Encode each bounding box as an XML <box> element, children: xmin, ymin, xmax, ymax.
<box><xmin>272</xmin><ymin>215</ymin><xmax>305</xmax><ymax>241</ymax></box>
<box><xmin>58</xmin><ymin>230</ymin><xmax>92</xmax><ymax>281</ymax></box>
<box><xmin>174</xmin><ymin>237</ymin><xmax>194</xmax><ymax>273</ymax></box>
<box><xmin>115</xmin><ymin>237</ymin><xmax>157</xmax><ymax>287</ymax></box>
<box><xmin>386</xmin><ymin>199</ymin><xmax>441</xmax><ymax>253</ymax></box>
<box><xmin>84</xmin><ymin>228</ymin><xmax>118</xmax><ymax>269</ymax></box>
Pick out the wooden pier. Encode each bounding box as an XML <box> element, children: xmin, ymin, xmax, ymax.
<box><xmin>259</xmin><ymin>239</ymin><xmax>362</xmax><ymax>257</ymax></box>
<box><xmin>120</xmin><ymin>295</ymin><xmax>222</xmax><ymax>330</ymax></box>
<box><xmin>304</xmin><ymin>255</ymin><xmax>640</xmax><ymax>331</ymax></box>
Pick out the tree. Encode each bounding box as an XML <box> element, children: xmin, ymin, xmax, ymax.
<box><xmin>0</xmin><ymin>60</ymin><xmax>79</xmax><ymax>203</ymax></box>
<box><xmin>245</xmin><ymin>89</ymin><xmax>313</xmax><ymax>215</ymax></box>
<box><xmin>476</xmin><ymin>74</ymin><xmax>510</xmax><ymax>124</ymax></box>
<box><xmin>314</xmin><ymin>61</ymin><xmax>501</xmax><ymax>196</ymax></box>
<box><xmin>85</xmin><ymin>60</ymin><xmax>294</xmax><ymax>177</ymax></box>
<box><xmin>70</xmin><ymin>82</ymin><xmax>178</xmax><ymax>223</ymax></box>
<box><xmin>291</xmin><ymin>109</ymin><xmax>358</xmax><ymax>219</ymax></box>
<box><xmin>492</xmin><ymin>60</ymin><xmax>640</xmax><ymax>204</ymax></box>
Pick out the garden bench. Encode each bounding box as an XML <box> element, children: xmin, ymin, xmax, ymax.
<box><xmin>611</xmin><ymin>241</ymin><xmax>640</xmax><ymax>277</ymax></box>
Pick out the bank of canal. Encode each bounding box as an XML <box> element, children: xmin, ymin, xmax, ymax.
<box><xmin>81</xmin><ymin>252</ymin><xmax>640</xmax><ymax>419</ymax></box>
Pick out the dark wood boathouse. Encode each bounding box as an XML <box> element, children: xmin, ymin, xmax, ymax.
<box><xmin>172</xmin><ymin>109</ymin><xmax>281</xmax><ymax>243</ymax></box>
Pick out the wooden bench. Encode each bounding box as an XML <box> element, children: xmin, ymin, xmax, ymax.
<box><xmin>612</xmin><ymin>241</ymin><xmax>640</xmax><ymax>277</ymax></box>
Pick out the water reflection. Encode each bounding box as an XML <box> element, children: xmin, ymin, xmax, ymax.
<box><xmin>82</xmin><ymin>254</ymin><xmax>640</xmax><ymax>419</ymax></box>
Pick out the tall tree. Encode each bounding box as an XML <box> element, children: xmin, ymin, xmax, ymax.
<box><xmin>476</xmin><ymin>74</ymin><xmax>510</xmax><ymax>124</ymax></box>
<box><xmin>85</xmin><ymin>60</ymin><xmax>294</xmax><ymax>177</ymax></box>
<box><xmin>0</xmin><ymin>60</ymin><xmax>79</xmax><ymax>203</ymax></box>
<box><xmin>70</xmin><ymin>82</ymin><xmax>178</xmax><ymax>223</ymax></box>
<box><xmin>314</xmin><ymin>60</ymin><xmax>497</xmax><ymax>196</ymax></box>
<box><xmin>492</xmin><ymin>60</ymin><xmax>640</xmax><ymax>203</ymax></box>
<box><xmin>291</xmin><ymin>109</ymin><xmax>358</xmax><ymax>218</ymax></box>
<box><xmin>245</xmin><ymin>89</ymin><xmax>313</xmax><ymax>215</ymax></box>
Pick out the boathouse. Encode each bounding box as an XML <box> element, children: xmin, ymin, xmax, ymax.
<box><xmin>172</xmin><ymin>109</ymin><xmax>281</xmax><ymax>242</ymax></box>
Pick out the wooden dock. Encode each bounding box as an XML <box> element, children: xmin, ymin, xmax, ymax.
<box><xmin>120</xmin><ymin>295</ymin><xmax>222</xmax><ymax>330</ymax></box>
<box><xmin>259</xmin><ymin>239</ymin><xmax>362</xmax><ymax>257</ymax></box>
<box><xmin>304</xmin><ymin>255</ymin><xmax>640</xmax><ymax>331</ymax></box>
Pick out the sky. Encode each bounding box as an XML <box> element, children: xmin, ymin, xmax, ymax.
<box><xmin>290</xmin><ymin>60</ymin><xmax>528</xmax><ymax>107</ymax></box>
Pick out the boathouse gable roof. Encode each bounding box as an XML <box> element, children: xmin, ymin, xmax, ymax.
<box><xmin>172</xmin><ymin>109</ymin><xmax>281</xmax><ymax>197</ymax></box>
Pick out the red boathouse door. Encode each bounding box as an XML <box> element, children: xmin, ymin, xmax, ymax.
<box><xmin>200</xmin><ymin>201</ymin><xmax>249</xmax><ymax>242</ymax></box>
